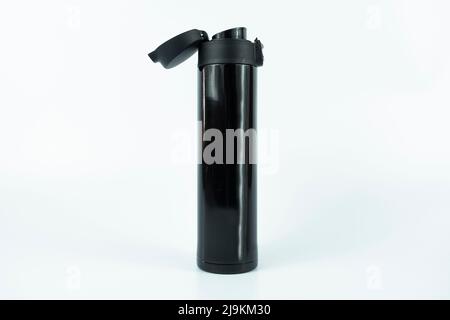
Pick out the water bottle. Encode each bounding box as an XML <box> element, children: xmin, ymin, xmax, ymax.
<box><xmin>149</xmin><ymin>27</ymin><xmax>263</xmax><ymax>274</ymax></box>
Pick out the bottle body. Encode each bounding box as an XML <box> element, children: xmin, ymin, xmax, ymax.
<box><xmin>197</xmin><ymin>63</ymin><xmax>257</xmax><ymax>274</ymax></box>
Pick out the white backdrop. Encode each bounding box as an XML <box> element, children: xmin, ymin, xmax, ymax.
<box><xmin>1</xmin><ymin>0</ymin><xmax>450</xmax><ymax>299</ymax></box>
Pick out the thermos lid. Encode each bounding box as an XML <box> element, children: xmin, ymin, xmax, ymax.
<box><xmin>149</xmin><ymin>27</ymin><xmax>263</xmax><ymax>69</ymax></box>
<box><xmin>148</xmin><ymin>29</ymin><xmax>209</xmax><ymax>69</ymax></box>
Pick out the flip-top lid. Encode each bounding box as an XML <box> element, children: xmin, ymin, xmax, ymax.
<box><xmin>149</xmin><ymin>27</ymin><xmax>263</xmax><ymax>69</ymax></box>
<box><xmin>148</xmin><ymin>29</ymin><xmax>208</xmax><ymax>69</ymax></box>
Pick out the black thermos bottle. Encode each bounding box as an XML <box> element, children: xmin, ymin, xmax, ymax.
<box><xmin>149</xmin><ymin>27</ymin><xmax>263</xmax><ymax>274</ymax></box>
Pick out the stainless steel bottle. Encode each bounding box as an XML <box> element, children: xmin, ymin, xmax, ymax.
<box><xmin>149</xmin><ymin>27</ymin><xmax>263</xmax><ymax>274</ymax></box>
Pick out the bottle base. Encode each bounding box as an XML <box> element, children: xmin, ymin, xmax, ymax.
<box><xmin>197</xmin><ymin>259</ymin><xmax>257</xmax><ymax>274</ymax></box>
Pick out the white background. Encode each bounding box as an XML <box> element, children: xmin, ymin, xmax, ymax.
<box><xmin>1</xmin><ymin>0</ymin><xmax>450</xmax><ymax>299</ymax></box>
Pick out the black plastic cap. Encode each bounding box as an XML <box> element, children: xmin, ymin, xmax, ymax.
<box><xmin>148</xmin><ymin>29</ymin><xmax>208</xmax><ymax>69</ymax></box>
<box><xmin>149</xmin><ymin>28</ymin><xmax>263</xmax><ymax>69</ymax></box>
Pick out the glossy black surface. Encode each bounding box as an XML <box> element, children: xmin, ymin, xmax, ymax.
<box><xmin>212</xmin><ymin>27</ymin><xmax>246</xmax><ymax>40</ymax></box>
<box><xmin>197</xmin><ymin>64</ymin><xmax>257</xmax><ymax>273</ymax></box>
